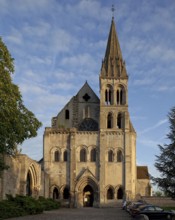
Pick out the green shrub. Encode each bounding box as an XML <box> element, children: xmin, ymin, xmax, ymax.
<box><xmin>14</xmin><ymin>195</ymin><xmax>43</xmax><ymax>214</ymax></box>
<box><xmin>0</xmin><ymin>195</ymin><xmax>60</xmax><ymax>219</ymax></box>
<box><xmin>0</xmin><ymin>200</ymin><xmax>26</xmax><ymax>219</ymax></box>
<box><xmin>38</xmin><ymin>196</ymin><xmax>60</xmax><ymax>210</ymax></box>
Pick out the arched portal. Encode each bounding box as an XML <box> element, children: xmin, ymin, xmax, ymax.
<box><xmin>83</xmin><ymin>185</ymin><xmax>94</xmax><ymax>207</ymax></box>
<box><xmin>75</xmin><ymin>176</ymin><xmax>99</xmax><ymax>207</ymax></box>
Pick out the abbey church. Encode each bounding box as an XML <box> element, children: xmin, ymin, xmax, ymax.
<box><xmin>0</xmin><ymin>18</ymin><xmax>151</xmax><ymax>207</ymax></box>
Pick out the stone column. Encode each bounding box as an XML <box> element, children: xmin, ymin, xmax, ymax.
<box><xmin>99</xmin><ymin>131</ymin><xmax>106</xmax><ymax>206</ymax></box>
<box><xmin>69</xmin><ymin>128</ymin><xmax>76</xmax><ymax>207</ymax></box>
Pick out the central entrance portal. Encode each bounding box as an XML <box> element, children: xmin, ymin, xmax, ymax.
<box><xmin>83</xmin><ymin>185</ymin><xmax>94</xmax><ymax>207</ymax></box>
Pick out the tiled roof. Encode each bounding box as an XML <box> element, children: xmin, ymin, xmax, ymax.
<box><xmin>137</xmin><ymin>166</ymin><xmax>149</xmax><ymax>179</ymax></box>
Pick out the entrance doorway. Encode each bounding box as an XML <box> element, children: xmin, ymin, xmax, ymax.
<box><xmin>83</xmin><ymin>185</ymin><xmax>94</xmax><ymax>207</ymax></box>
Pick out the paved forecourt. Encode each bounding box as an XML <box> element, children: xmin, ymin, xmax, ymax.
<box><xmin>7</xmin><ymin>207</ymin><xmax>132</xmax><ymax>220</ymax></box>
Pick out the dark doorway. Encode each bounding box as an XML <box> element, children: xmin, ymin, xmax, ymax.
<box><xmin>117</xmin><ymin>187</ymin><xmax>123</xmax><ymax>199</ymax></box>
<box><xmin>63</xmin><ymin>187</ymin><xmax>70</xmax><ymax>199</ymax></box>
<box><xmin>83</xmin><ymin>185</ymin><xmax>94</xmax><ymax>207</ymax></box>
<box><xmin>107</xmin><ymin>187</ymin><xmax>114</xmax><ymax>200</ymax></box>
<box><xmin>26</xmin><ymin>171</ymin><xmax>32</xmax><ymax>196</ymax></box>
<box><xmin>53</xmin><ymin>187</ymin><xmax>59</xmax><ymax>200</ymax></box>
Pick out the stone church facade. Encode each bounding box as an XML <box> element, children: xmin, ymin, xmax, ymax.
<box><xmin>0</xmin><ymin>18</ymin><xmax>151</xmax><ymax>207</ymax></box>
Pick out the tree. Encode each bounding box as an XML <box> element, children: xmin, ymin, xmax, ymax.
<box><xmin>153</xmin><ymin>106</ymin><xmax>175</xmax><ymax>198</ymax></box>
<box><xmin>0</xmin><ymin>37</ymin><xmax>42</xmax><ymax>171</ymax></box>
<box><xmin>152</xmin><ymin>191</ymin><xmax>163</xmax><ymax>197</ymax></box>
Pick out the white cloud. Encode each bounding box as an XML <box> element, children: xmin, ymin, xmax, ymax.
<box><xmin>132</xmin><ymin>78</ymin><xmax>154</xmax><ymax>86</ymax></box>
<box><xmin>1</xmin><ymin>0</ymin><xmax>175</xmax><ymax>171</ymax></box>
<box><xmin>156</xmin><ymin>85</ymin><xmax>175</xmax><ymax>92</ymax></box>
<box><xmin>148</xmin><ymin>45</ymin><xmax>175</xmax><ymax>62</ymax></box>
<box><xmin>51</xmin><ymin>28</ymin><xmax>79</xmax><ymax>53</ymax></box>
<box><xmin>23</xmin><ymin>21</ymin><xmax>51</xmax><ymax>37</ymax></box>
<box><xmin>61</xmin><ymin>53</ymin><xmax>97</xmax><ymax>70</ymax></box>
<box><xmin>67</xmin><ymin>0</ymin><xmax>109</xmax><ymax>21</ymax></box>
<box><xmin>6</xmin><ymin>28</ymin><xmax>23</xmax><ymax>45</ymax></box>
<box><xmin>139</xmin><ymin>119</ymin><xmax>168</xmax><ymax>135</ymax></box>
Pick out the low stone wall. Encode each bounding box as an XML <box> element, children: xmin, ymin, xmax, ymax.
<box><xmin>143</xmin><ymin>196</ymin><xmax>175</xmax><ymax>207</ymax></box>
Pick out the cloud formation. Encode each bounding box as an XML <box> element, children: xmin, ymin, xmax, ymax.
<box><xmin>0</xmin><ymin>0</ymin><xmax>175</xmax><ymax>179</ymax></box>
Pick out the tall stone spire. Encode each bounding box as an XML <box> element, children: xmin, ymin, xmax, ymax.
<box><xmin>100</xmin><ymin>18</ymin><xmax>128</xmax><ymax>79</ymax></box>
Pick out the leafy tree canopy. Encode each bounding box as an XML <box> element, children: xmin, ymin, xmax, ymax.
<box><xmin>0</xmin><ymin>37</ymin><xmax>42</xmax><ymax>171</ymax></box>
<box><xmin>153</xmin><ymin>106</ymin><xmax>175</xmax><ymax>198</ymax></box>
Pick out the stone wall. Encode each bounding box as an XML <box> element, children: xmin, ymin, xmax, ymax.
<box><xmin>0</xmin><ymin>154</ymin><xmax>42</xmax><ymax>200</ymax></box>
<box><xmin>143</xmin><ymin>196</ymin><xmax>175</xmax><ymax>207</ymax></box>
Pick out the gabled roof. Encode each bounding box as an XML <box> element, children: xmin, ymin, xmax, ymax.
<box><xmin>75</xmin><ymin>81</ymin><xmax>99</xmax><ymax>103</ymax></box>
<box><xmin>137</xmin><ymin>166</ymin><xmax>150</xmax><ymax>180</ymax></box>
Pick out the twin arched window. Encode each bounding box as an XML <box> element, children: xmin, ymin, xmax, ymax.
<box><xmin>108</xmin><ymin>150</ymin><xmax>123</xmax><ymax>162</ymax></box>
<box><xmin>107</xmin><ymin>187</ymin><xmax>124</xmax><ymax>200</ymax></box>
<box><xmin>54</xmin><ymin>150</ymin><xmax>68</xmax><ymax>162</ymax></box>
<box><xmin>80</xmin><ymin>148</ymin><xmax>96</xmax><ymax>162</ymax></box>
<box><xmin>52</xmin><ymin>187</ymin><xmax>70</xmax><ymax>200</ymax></box>
<box><xmin>107</xmin><ymin>112</ymin><xmax>123</xmax><ymax>129</ymax></box>
<box><xmin>105</xmin><ymin>84</ymin><xmax>126</xmax><ymax>105</ymax></box>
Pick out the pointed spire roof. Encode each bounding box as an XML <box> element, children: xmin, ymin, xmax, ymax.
<box><xmin>105</xmin><ymin>17</ymin><xmax>123</xmax><ymax>61</ymax></box>
<box><xmin>100</xmin><ymin>18</ymin><xmax>128</xmax><ymax>79</ymax></box>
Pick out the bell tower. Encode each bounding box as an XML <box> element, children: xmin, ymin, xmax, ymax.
<box><xmin>99</xmin><ymin>17</ymin><xmax>129</xmax><ymax>131</ymax></box>
<box><xmin>99</xmin><ymin>17</ymin><xmax>136</xmax><ymax>203</ymax></box>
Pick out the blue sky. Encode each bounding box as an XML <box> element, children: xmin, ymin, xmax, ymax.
<box><xmin>1</xmin><ymin>0</ymin><xmax>175</xmax><ymax>185</ymax></box>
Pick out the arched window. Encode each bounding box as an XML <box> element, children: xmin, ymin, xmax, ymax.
<box><xmin>65</xmin><ymin>109</ymin><xmax>69</xmax><ymax>119</ymax></box>
<box><xmin>107</xmin><ymin>187</ymin><xmax>114</xmax><ymax>200</ymax></box>
<box><xmin>80</xmin><ymin>148</ymin><xmax>87</xmax><ymax>162</ymax></box>
<box><xmin>117</xmin><ymin>187</ymin><xmax>123</xmax><ymax>199</ymax></box>
<box><xmin>107</xmin><ymin>112</ymin><xmax>113</xmax><ymax>129</ymax></box>
<box><xmin>26</xmin><ymin>171</ymin><xmax>32</xmax><ymax>196</ymax></box>
<box><xmin>120</xmin><ymin>90</ymin><xmax>123</xmax><ymax>104</ymax></box>
<box><xmin>117</xmin><ymin>150</ymin><xmax>123</xmax><ymax>162</ymax></box>
<box><xmin>105</xmin><ymin>85</ymin><xmax>113</xmax><ymax>105</ymax></box>
<box><xmin>54</xmin><ymin>150</ymin><xmax>60</xmax><ymax>162</ymax></box>
<box><xmin>117</xmin><ymin>90</ymin><xmax>120</xmax><ymax>105</ymax></box>
<box><xmin>116</xmin><ymin>86</ymin><xmax>126</xmax><ymax>105</ymax></box>
<box><xmin>108</xmin><ymin>150</ymin><xmax>114</xmax><ymax>162</ymax></box>
<box><xmin>117</xmin><ymin>113</ymin><xmax>122</xmax><ymax>129</ymax></box>
<box><xmin>53</xmin><ymin>187</ymin><xmax>59</xmax><ymax>200</ymax></box>
<box><xmin>90</xmin><ymin>148</ymin><xmax>96</xmax><ymax>162</ymax></box>
<box><xmin>63</xmin><ymin>150</ymin><xmax>68</xmax><ymax>162</ymax></box>
<box><xmin>63</xmin><ymin>187</ymin><xmax>70</xmax><ymax>199</ymax></box>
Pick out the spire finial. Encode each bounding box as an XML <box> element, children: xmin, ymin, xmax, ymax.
<box><xmin>111</xmin><ymin>4</ymin><xmax>115</xmax><ymax>19</ymax></box>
